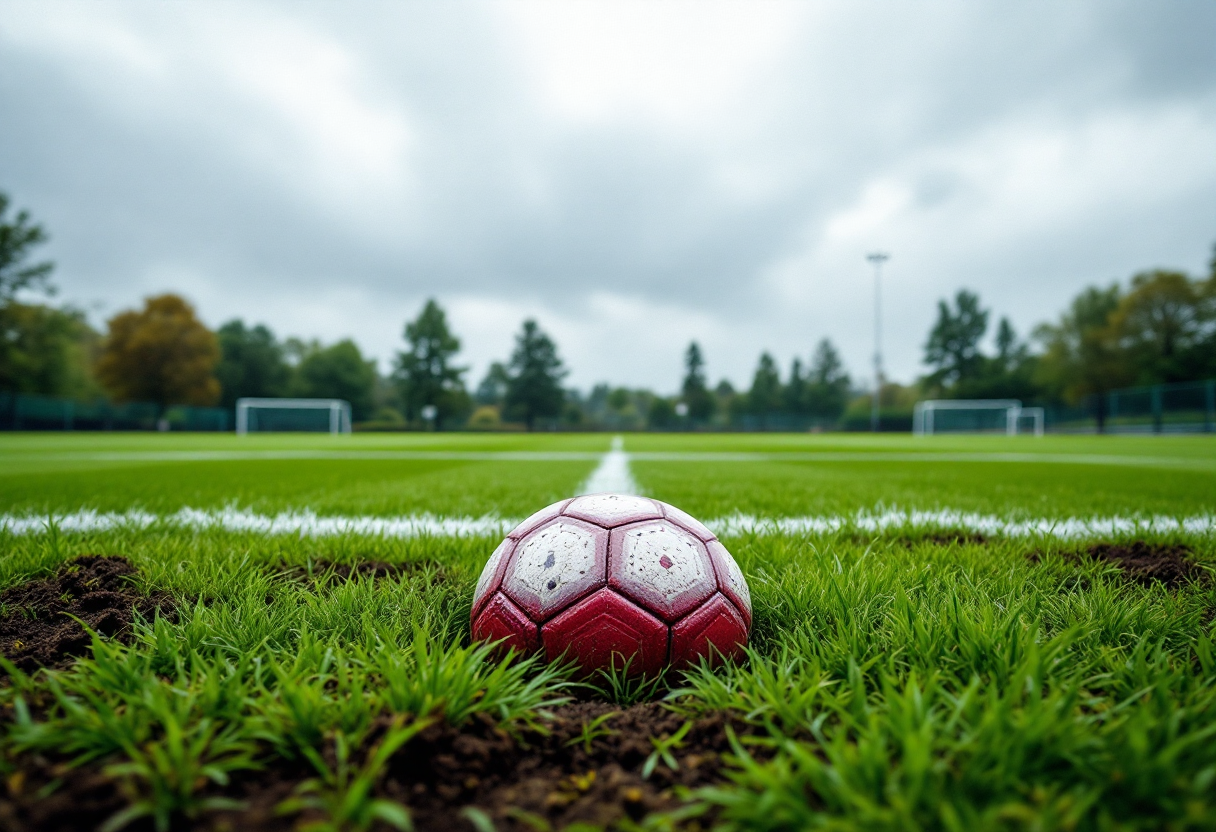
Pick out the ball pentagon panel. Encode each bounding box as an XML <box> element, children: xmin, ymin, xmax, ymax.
<box><xmin>671</xmin><ymin>592</ymin><xmax>748</xmax><ymax>669</ymax></box>
<box><xmin>471</xmin><ymin>592</ymin><xmax>540</xmax><ymax>656</ymax></box>
<box><xmin>501</xmin><ymin>517</ymin><xmax>609</xmax><ymax>620</ymax></box>
<box><xmin>608</xmin><ymin>520</ymin><xmax>717</xmax><ymax>623</ymax></box>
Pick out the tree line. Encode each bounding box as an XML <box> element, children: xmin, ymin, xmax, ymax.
<box><xmin>2</xmin><ymin>190</ymin><xmax>1214</xmax><ymax>430</ymax></box>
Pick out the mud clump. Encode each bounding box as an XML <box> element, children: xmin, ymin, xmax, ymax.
<box><xmin>395</xmin><ymin>701</ymin><xmax>742</xmax><ymax>831</ymax></box>
<box><xmin>1085</xmin><ymin>542</ymin><xmax>1204</xmax><ymax>589</ymax></box>
<box><xmin>0</xmin><ymin>555</ymin><xmax>175</xmax><ymax>672</ymax></box>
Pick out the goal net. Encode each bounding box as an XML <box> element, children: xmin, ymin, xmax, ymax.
<box><xmin>235</xmin><ymin>398</ymin><xmax>352</xmax><ymax>435</ymax></box>
<box><xmin>913</xmin><ymin>399</ymin><xmax>1044</xmax><ymax>436</ymax></box>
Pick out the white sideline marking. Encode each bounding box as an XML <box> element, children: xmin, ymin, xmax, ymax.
<box><xmin>2</xmin><ymin>507</ymin><xmax>1213</xmax><ymax>540</ymax></box>
<box><xmin>576</xmin><ymin>436</ymin><xmax>641</xmax><ymax>495</ymax></box>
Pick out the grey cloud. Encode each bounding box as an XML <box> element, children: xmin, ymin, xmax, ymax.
<box><xmin>0</xmin><ymin>1</ymin><xmax>1213</xmax><ymax>390</ymax></box>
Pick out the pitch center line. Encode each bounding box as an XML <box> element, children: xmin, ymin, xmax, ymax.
<box><xmin>576</xmin><ymin>435</ymin><xmax>641</xmax><ymax>495</ymax></box>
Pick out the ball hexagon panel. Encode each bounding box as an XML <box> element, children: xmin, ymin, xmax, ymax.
<box><xmin>608</xmin><ymin>520</ymin><xmax>716</xmax><ymax>623</ymax></box>
<box><xmin>541</xmin><ymin>588</ymin><xmax>668</xmax><ymax>677</ymax></box>
<box><xmin>670</xmin><ymin>592</ymin><xmax>748</xmax><ymax>670</ymax></box>
<box><xmin>563</xmin><ymin>493</ymin><xmax>662</xmax><ymax>528</ymax></box>
<box><xmin>501</xmin><ymin>517</ymin><xmax>608</xmax><ymax>621</ymax></box>
<box><xmin>472</xmin><ymin>592</ymin><xmax>540</xmax><ymax>656</ymax></box>
<box><xmin>706</xmin><ymin>540</ymin><xmax>752</xmax><ymax>627</ymax></box>
<box><xmin>471</xmin><ymin>537</ymin><xmax>516</xmax><ymax>619</ymax></box>
<box><xmin>508</xmin><ymin>498</ymin><xmax>574</xmax><ymax>540</ymax></box>
<box><xmin>658</xmin><ymin>500</ymin><xmax>716</xmax><ymax>542</ymax></box>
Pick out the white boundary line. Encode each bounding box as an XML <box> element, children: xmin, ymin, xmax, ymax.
<box><xmin>1</xmin><ymin>507</ymin><xmax>1213</xmax><ymax>539</ymax></box>
<box><xmin>577</xmin><ymin>436</ymin><xmax>640</xmax><ymax>495</ymax></box>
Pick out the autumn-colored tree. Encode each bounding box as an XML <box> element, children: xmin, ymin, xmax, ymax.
<box><xmin>94</xmin><ymin>294</ymin><xmax>220</xmax><ymax>411</ymax></box>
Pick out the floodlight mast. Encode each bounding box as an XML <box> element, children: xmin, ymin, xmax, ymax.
<box><xmin>866</xmin><ymin>252</ymin><xmax>890</xmax><ymax>433</ymax></box>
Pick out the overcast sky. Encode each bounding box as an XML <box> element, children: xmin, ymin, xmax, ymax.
<box><xmin>2</xmin><ymin>1</ymin><xmax>1214</xmax><ymax>392</ymax></box>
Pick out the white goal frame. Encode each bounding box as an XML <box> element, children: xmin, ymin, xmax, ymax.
<box><xmin>235</xmin><ymin>398</ymin><xmax>352</xmax><ymax>435</ymax></box>
<box><xmin>913</xmin><ymin>399</ymin><xmax>1044</xmax><ymax>437</ymax></box>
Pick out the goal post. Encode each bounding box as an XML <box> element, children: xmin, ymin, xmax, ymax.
<box><xmin>235</xmin><ymin>398</ymin><xmax>352</xmax><ymax>435</ymax></box>
<box><xmin>913</xmin><ymin>399</ymin><xmax>1044</xmax><ymax>436</ymax></box>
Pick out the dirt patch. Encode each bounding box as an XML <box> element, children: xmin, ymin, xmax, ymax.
<box><xmin>396</xmin><ymin>701</ymin><xmax>742</xmax><ymax>831</ymax></box>
<box><xmin>0</xmin><ymin>556</ymin><xmax>175</xmax><ymax>673</ymax></box>
<box><xmin>275</xmin><ymin>558</ymin><xmax>445</xmax><ymax>587</ymax></box>
<box><xmin>1028</xmin><ymin>542</ymin><xmax>1206</xmax><ymax>589</ymax></box>
<box><xmin>1</xmin><ymin>702</ymin><xmax>748</xmax><ymax>832</ymax></box>
<box><xmin>1085</xmin><ymin>542</ymin><xmax>1205</xmax><ymax>588</ymax></box>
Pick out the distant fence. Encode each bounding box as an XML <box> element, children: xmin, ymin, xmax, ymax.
<box><xmin>0</xmin><ymin>392</ymin><xmax>230</xmax><ymax>432</ymax></box>
<box><xmin>1049</xmin><ymin>380</ymin><xmax>1215</xmax><ymax>434</ymax></box>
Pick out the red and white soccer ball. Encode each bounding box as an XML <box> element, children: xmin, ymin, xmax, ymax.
<box><xmin>470</xmin><ymin>494</ymin><xmax>751</xmax><ymax>676</ymax></box>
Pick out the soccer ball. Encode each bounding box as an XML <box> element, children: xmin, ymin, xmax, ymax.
<box><xmin>470</xmin><ymin>494</ymin><xmax>751</xmax><ymax>676</ymax></box>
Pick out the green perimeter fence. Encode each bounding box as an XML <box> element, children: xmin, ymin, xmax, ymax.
<box><xmin>1051</xmin><ymin>379</ymin><xmax>1216</xmax><ymax>434</ymax></box>
<box><xmin>0</xmin><ymin>392</ymin><xmax>229</xmax><ymax>432</ymax></box>
<box><xmin>2</xmin><ymin>380</ymin><xmax>1214</xmax><ymax>434</ymax></box>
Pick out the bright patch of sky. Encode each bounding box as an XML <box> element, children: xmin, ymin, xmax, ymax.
<box><xmin>1</xmin><ymin>0</ymin><xmax>1213</xmax><ymax>391</ymax></box>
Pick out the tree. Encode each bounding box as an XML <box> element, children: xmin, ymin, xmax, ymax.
<box><xmin>924</xmin><ymin>289</ymin><xmax>989</xmax><ymax>389</ymax></box>
<box><xmin>0</xmin><ymin>303</ymin><xmax>99</xmax><ymax>397</ymax></box>
<box><xmin>214</xmin><ymin>320</ymin><xmax>290</xmax><ymax>408</ymax></box>
<box><xmin>1034</xmin><ymin>284</ymin><xmax>1126</xmax><ymax>429</ymax></box>
<box><xmin>0</xmin><ymin>192</ymin><xmax>54</xmax><ymax>303</ymax></box>
<box><xmin>784</xmin><ymin>357</ymin><xmax>807</xmax><ymax>416</ymax></box>
<box><xmin>806</xmin><ymin>338</ymin><xmax>850</xmax><ymax>422</ymax></box>
<box><xmin>681</xmin><ymin>342</ymin><xmax>715</xmax><ymax>423</ymax></box>
<box><xmin>94</xmin><ymin>294</ymin><xmax>220</xmax><ymax>411</ymax></box>
<box><xmin>291</xmin><ymin>339</ymin><xmax>377</xmax><ymax>421</ymax></box>
<box><xmin>475</xmin><ymin>362</ymin><xmax>510</xmax><ymax>406</ymax></box>
<box><xmin>1107</xmin><ymin>270</ymin><xmax>1213</xmax><ymax>384</ymax></box>
<box><xmin>393</xmin><ymin>299</ymin><xmax>468</xmax><ymax>429</ymax></box>
<box><xmin>504</xmin><ymin>319</ymin><xmax>567</xmax><ymax>430</ymax></box>
<box><xmin>747</xmin><ymin>352</ymin><xmax>783</xmax><ymax>425</ymax></box>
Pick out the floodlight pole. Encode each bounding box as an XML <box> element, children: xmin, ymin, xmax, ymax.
<box><xmin>866</xmin><ymin>252</ymin><xmax>889</xmax><ymax>433</ymax></box>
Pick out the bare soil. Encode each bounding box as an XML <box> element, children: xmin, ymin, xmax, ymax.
<box><xmin>1084</xmin><ymin>542</ymin><xmax>1205</xmax><ymax>588</ymax></box>
<box><xmin>0</xmin><ymin>556</ymin><xmax>175</xmax><ymax>673</ymax></box>
<box><xmin>1029</xmin><ymin>542</ymin><xmax>1206</xmax><ymax>589</ymax></box>
<box><xmin>0</xmin><ymin>702</ymin><xmax>745</xmax><ymax>832</ymax></box>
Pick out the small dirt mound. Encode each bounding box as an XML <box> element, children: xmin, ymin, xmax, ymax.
<box><xmin>1085</xmin><ymin>542</ymin><xmax>1204</xmax><ymax>588</ymax></box>
<box><xmin>0</xmin><ymin>555</ymin><xmax>174</xmax><ymax>672</ymax></box>
<box><xmin>395</xmin><ymin>701</ymin><xmax>743</xmax><ymax>831</ymax></box>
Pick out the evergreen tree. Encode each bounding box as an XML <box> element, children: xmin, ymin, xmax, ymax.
<box><xmin>807</xmin><ymin>338</ymin><xmax>850</xmax><ymax>423</ymax></box>
<box><xmin>784</xmin><ymin>357</ymin><xmax>807</xmax><ymax>416</ymax></box>
<box><xmin>681</xmin><ymin>341</ymin><xmax>714</xmax><ymax>423</ymax></box>
<box><xmin>504</xmin><ymin>319</ymin><xmax>567</xmax><ymax>430</ymax></box>
<box><xmin>748</xmin><ymin>352</ymin><xmax>783</xmax><ymax>426</ymax></box>
<box><xmin>393</xmin><ymin>299</ymin><xmax>468</xmax><ymax>429</ymax></box>
<box><xmin>475</xmin><ymin>361</ymin><xmax>510</xmax><ymax>406</ymax></box>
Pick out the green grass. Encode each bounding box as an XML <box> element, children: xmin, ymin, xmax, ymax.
<box><xmin>1</xmin><ymin>431</ymin><xmax>1215</xmax><ymax>830</ymax></box>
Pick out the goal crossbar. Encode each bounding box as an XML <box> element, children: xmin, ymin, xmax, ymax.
<box><xmin>913</xmin><ymin>399</ymin><xmax>1043</xmax><ymax>436</ymax></box>
<box><xmin>236</xmin><ymin>398</ymin><xmax>352</xmax><ymax>435</ymax></box>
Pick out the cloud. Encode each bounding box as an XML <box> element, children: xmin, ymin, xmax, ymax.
<box><xmin>1</xmin><ymin>0</ymin><xmax>1213</xmax><ymax>392</ymax></box>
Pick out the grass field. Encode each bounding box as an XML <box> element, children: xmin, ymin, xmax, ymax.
<box><xmin>1</xmin><ymin>432</ymin><xmax>1214</xmax><ymax>831</ymax></box>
